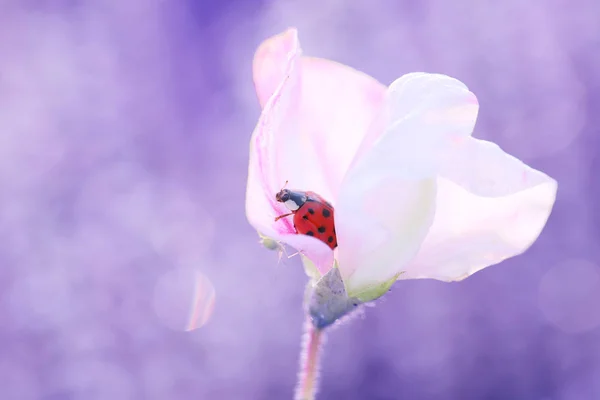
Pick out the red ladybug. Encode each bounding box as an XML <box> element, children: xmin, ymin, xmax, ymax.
<box><xmin>275</xmin><ymin>185</ymin><xmax>337</xmax><ymax>250</ymax></box>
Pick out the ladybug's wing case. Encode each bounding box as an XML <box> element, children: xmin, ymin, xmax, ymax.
<box><xmin>292</xmin><ymin>212</ymin><xmax>319</xmax><ymax>237</ymax></box>
<box><xmin>293</xmin><ymin>199</ymin><xmax>337</xmax><ymax>249</ymax></box>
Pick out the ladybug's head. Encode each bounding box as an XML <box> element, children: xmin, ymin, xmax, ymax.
<box><xmin>275</xmin><ymin>189</ymin><xmax>307</xmax><ymax>211</ymax></box>
<box><xmin>275</xmin><ymin>189</ymin><xmax>291</xmax><ymax>203</ymax></box>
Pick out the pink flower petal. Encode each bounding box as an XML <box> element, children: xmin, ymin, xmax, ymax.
<box><xmin>245</xmin><ymin>28</ymin><xmax>334</xmax><ymax>273</ymax></box>
<box><xmin>253</xmin><ymin>32</ymin><xmax>387</xmax><ymax>203</ymax></box>
<box><xmin>295</xmin><ymin>57</ymin><xmax>387</xmax><ymax>201</ymax></box>
<box><xmin>401</xmin><ymin>138</ymin><xmax>557</xmax><ymax>281</ymax></box>
<box><xmin>252</xmin><ymin>29</ymin><xmax>296</xmax><ymax>109</ymax></box>
<box><xmin>247</xmin><ymin>28</ymin><xmax>386</xmax><ymax>274</ymax></box>
<box><xmin>336</xmin><ymin>73</ymin><xmax>478</xmax><ymax>295</ymax></box>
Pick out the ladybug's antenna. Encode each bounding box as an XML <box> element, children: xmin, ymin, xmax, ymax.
<box><xmin>282</xmin><ymin>180</ymin><xmax>288</xmax><ymax>190</ymax></box>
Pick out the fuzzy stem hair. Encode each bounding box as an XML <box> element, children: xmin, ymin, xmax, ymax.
<box><xmin>294</xmin><ymin>317</ymin><xmax>325</xmax><ymax>400</ymax></box>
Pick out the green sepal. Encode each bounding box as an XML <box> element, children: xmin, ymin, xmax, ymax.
<box><xmin>348</xmin><ymin>271</ymin><xmax>404</xmax><ymax>303</ymax></box>
<box><xmin>306</xmin><ymin>260</ymin><xmax>359</xmax><ymax>329</ymax></box>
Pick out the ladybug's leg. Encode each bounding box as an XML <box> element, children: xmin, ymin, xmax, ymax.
<box><xmin>274</xmin><ymin>212</ymin><xmax>294</xmax><ymax>222</ymax></box>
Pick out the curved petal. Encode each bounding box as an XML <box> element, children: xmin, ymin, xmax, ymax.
<box><xmin>296</xmin><ymin>58</ymin><xmax>387</xmax><ymax>200</ymax></box>
<box><xmin>253</xmin><ymin>32</ymin><xmax>387</xmax><ymax>203</ymax></box>
<box><xmin>336</xmin><ymin>73</ymin><xmax>479</xmax><ymax>295</ymax></box>
<box><xmin>245</xmin><ymin>28</ymin><xmax>334</xmax><ymax>273</ymax></box>
<box><xmin>401</xmin><ymin>138</ymin><xmax>557</xmax><ymax>281</ymax></box>
<box><xmin>253</xmin><ymin>29</ymin><xmax>296</xmax><ymax>109</ymax></box>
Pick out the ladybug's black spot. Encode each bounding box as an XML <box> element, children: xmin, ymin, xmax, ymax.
<box><xmin>328</xmin><ymin>236</ymin><xmax>334</xmax><ymax>243</ymax></box>
<box><xmin>322</xmin><ymin>209</ymin><xmax>331</xmax><ymax>218</ymax></box>
<box><xmin>318</xmin><ymin>226</ymin><xmax>326</xmax><ymax>233</ymax></box>
<box><xmin>308</xmin><ymin>208</ymin><xmax>315</xmax><ymax>215</ymax></box>
<box><xmin>306</xmin><ymin>231</ymin><xmax>315</xmax><ymax>236</ymax></box>
<box><xmin>302</xmin><ymin>215</ymin><xmax>309</xmax><ymax>220</ymax></box>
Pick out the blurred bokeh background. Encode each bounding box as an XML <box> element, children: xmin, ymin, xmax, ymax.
<box><xmin>1</xmin><ymin>0</ymin><xmax>599</xmax><ymax>399</ymax></box>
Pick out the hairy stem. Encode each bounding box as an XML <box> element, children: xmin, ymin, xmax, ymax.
<box><xmin>294</xmin><ymin>318</ymin><xmax>325</xmax><ymax>400</ymax></box>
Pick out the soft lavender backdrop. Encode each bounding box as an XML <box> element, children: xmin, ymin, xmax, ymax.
<box><xmin>1</xmin><ymin>0</ymin><xmax>598</xmax><ymax>399</ymax></box>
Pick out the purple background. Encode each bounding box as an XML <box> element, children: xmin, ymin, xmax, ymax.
<box><xmin>1</xmin><ymin>0</ymin><xmax>599</xmax><ymax>399</ymax></box>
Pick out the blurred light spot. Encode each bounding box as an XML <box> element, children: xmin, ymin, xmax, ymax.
<box><xmin>8</xmin><ymin>269</ymin><xmax>74</xmax><ymax>330</ymax></box>
<box><xmin>153</xmin><ymin>267</ymin><xmax>216</xmax><ymax>331</ymax></box>
<box><xmin>75</xmin><ymin>161</ymin><xmax>216</xmax><ymax>264</ymax></box>
<box><xmin>61</xmin><ymin>360</ymin><xmax>134</xmax><ymax>400</ymax></box>
<box><xmin>538</xmin><ymin>259</ymin><xmax>600</xmax><ymax>334</ymax></box>
<box><xmin>559</xmin><ymin>368</ymin><xmax>600</xmax><ymax>400</ymax></box>
<box><xmin>0</xmin><ymin>361</ymin><xmax>39</xmax><ymax>400</ymax></box>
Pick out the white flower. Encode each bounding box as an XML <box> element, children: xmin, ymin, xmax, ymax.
<box><xmin>245</xmin><ymin>28</ymin><xmax>557</xmax><ymax>300</ymax></box>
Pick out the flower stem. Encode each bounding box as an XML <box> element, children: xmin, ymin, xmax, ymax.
<box><xmin>295</xmin><ymin>318</ymin><xmax>325</xmax><ymax>400</ymax></box>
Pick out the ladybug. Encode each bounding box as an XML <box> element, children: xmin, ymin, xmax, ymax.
<box><xmin>274</xmin><ymin>184</ymin><xmax>337</xmax><ymax>250</ymax></box>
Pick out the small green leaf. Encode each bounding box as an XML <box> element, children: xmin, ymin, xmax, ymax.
<box><xmin>349</xmin><ymin>271</ymin><xmax>404</xmax><ymax>303</ymax></box>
